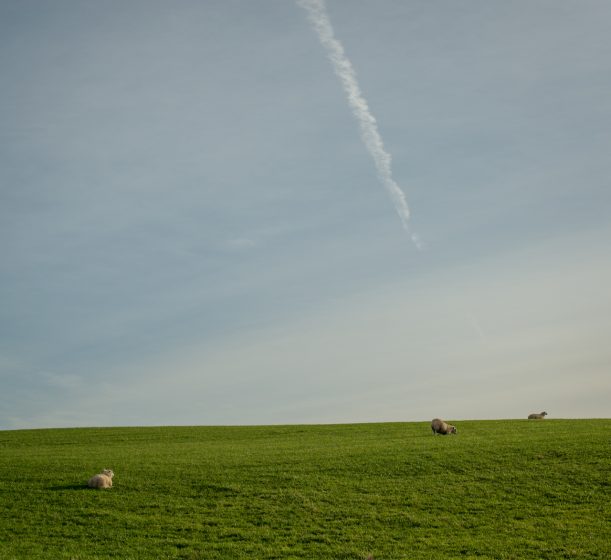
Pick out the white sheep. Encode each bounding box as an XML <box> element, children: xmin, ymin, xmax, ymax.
<box><xmin>528</xmin><ymin>411</ymin><xmax>548</xmax><ymax>420</ymax></box>
<box><xmin>431</xmin><ymin>418</ymin><xmax>457</xmax><ymax>435</ymax></box>
<box><xmin>88</xmin><ymin>469</ymin><xmax>114</xmax><ymax>489</ymax></box>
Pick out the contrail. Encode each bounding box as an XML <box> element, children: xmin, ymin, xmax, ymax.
<box><xmin>298</xmin><ymin>0</ymin><xmax>422</xmax><ymax>250</ymax></box>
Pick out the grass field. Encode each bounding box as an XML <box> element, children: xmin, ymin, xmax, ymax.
<box><xmin>0</xmin><ymin>420</ymin><xmax>609</xmax><ymax>559</ymax></box>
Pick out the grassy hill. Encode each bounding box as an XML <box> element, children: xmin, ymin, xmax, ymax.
<box><xmin>0</xmin><ymin>419</ymin><xmax>609</xmax><ymax>559</ymax></box>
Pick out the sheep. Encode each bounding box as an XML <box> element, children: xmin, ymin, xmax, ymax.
<box><xmin>431</xmin><ymin>418</ymin><xmax>457</xmax><ymax>435</ymax></box>
<box><xmin>528</xmin><ymin>411</ymin><xmax>548</xmax><ymax>420</ymax></box>
<box><xmin>88</xmin><ymin>469</ymin><xmax>114</xmax><ymax>489</ymax></box>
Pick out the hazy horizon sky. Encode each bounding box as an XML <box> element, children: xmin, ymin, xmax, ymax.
<box><xmin>2</xmin><ymin>0</ymin><xmax>610</xmax><ymax>430</ymax></box>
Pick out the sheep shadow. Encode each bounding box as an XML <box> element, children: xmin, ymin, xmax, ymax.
<box><xmin>49</xmin><ymin>483</ymin><xmax>90</xmax><ymax>491</ymax></box>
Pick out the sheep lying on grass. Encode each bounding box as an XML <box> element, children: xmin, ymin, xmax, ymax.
<box><xmin>431</xmin><ymin>418</ymin><xmax>457</xmax><ymax>435</ymax></box>
<box><xmin>528</xmin><ymin>411</ymin><xmax>548</xmax><ymax>420</ymax></box>
<box><xmin>88</xmin><ymin>469</ymin><xmax>114</xmax><ymax>489</ymax></box>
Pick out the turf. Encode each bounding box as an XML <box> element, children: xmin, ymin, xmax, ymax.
<box><xmin>0</xmin><ymin>420</ymin><xmax>609</xmax><ymax>559</ymax></box>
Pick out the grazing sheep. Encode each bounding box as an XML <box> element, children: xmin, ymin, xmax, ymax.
<box><xmin>88</xmin><ymin>469</ymin><xmax>114</xmax><ymax>489</ymax></box>
<box><xmin>528</xmin><ymin>411</ymin><xmax>548</xmax><ymax>420</ymax></box>
<box><xmin>431</xmin><ymin>418</ymin><xmax>457</xmax><ymax>435</ymax></box>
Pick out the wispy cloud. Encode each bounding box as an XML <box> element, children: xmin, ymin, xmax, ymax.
<box><xmin>226</xmin><ymin>237</ymin><xmax>257</xmax><ymax>250</ymax></box>
<box><xmin>39</xmin><ymin>371</ymin><xmax>84</xmax><ymax>391</ymax></box>
<box><xmin>298</xmin><ymin>0</ymin><xmax>421</xmax><ymax>249</ymax></box>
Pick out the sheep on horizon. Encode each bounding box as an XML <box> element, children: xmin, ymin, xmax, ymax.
<box><xmin>528</xmin><ymin>411</ymin><xmax>548</xmax><ymax>420</ymax></box>
<box><xmin>88</xmin><ymin>469</ymin><xmax>114</xmax><ymax>489</ymax></box>
<box><xmin>431</xmin><ymin>418</ymin><xmax>457</xmax><ymax>435</ymax></box>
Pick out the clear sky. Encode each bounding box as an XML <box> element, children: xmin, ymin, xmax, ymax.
<box><xmin>1</xmin><ymin>0</ymin><xmax>610</xmax><ymax>430</ymax></box>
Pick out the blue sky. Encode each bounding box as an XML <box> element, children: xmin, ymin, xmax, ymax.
<box><xmin>1</xmin><ymin>0</ymin><xmax>610</xmax><ymax>429</ymax></box>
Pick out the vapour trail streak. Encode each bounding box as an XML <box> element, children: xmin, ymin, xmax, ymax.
<box><xmin>298</xmin><ymin>0</ymin><xmax>421</xmax><ymax>249</ymax></box>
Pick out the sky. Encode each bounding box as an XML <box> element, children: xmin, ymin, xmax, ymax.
<box><xmin>1</xmin><ymin>0</ymin><xmax>610</xmax><ymax>430</ymax></box>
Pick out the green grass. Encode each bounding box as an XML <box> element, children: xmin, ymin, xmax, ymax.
<box><xmin>0</xmin><ymin>420</ymin><xmax>609</xmax><ymax>559</ymax></box>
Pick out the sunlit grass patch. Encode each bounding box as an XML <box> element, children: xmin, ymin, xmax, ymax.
<box><xmin>0</xmin><ymin>420</ymin><xmax>609</xmax><ymax>559</ymax></box>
